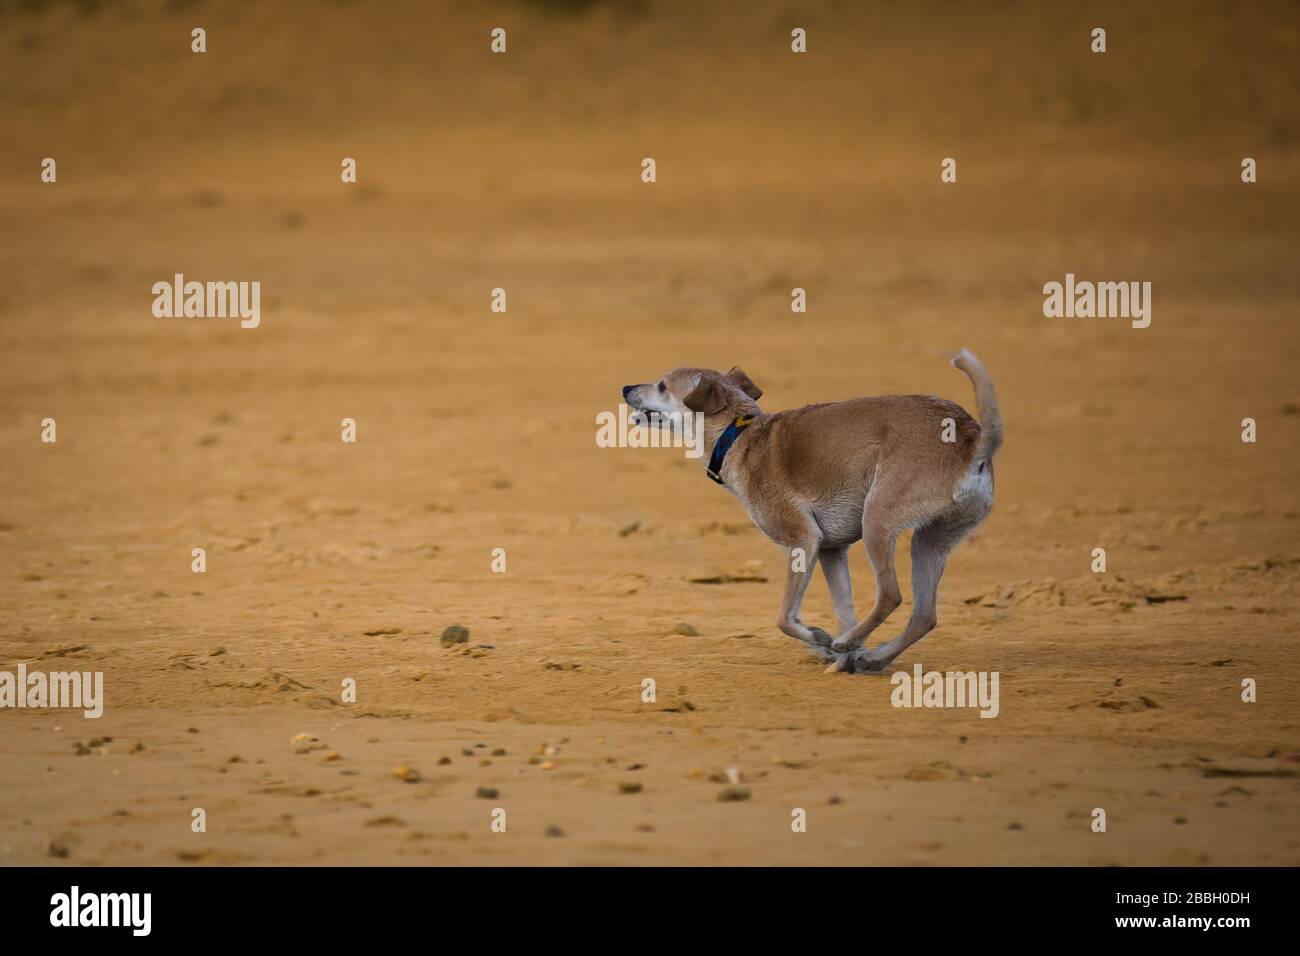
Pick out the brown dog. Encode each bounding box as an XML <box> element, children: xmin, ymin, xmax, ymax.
<box><xmin>622</xmin><ymin>350</ymin><xmax>1002</xmax><ymax>673</ymax></box>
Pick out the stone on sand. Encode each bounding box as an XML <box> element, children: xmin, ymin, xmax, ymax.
<box><xmin>440</xmin><ymin>625</ymin><xmax>471</xmax><ymax>646</ymax></box>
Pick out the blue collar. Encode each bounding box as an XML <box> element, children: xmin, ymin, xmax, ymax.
<box><xmin>705</xmin><ymin>415</ymin><xmax>755</xmax><ymax>485</ymax></box>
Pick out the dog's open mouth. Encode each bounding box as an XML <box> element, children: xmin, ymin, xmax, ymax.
<box><xmin>629</xmin><ymin>406</ymin><xmax>672</xmax><ymax>430</ymax></box>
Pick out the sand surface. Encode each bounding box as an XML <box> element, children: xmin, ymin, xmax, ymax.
<box><xmin>1</xmin><ymin>0</ymin><xmax>1298</xmax><ymax>865</ymax></box>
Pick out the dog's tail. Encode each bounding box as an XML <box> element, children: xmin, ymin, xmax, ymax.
<box><xmin>951</xmin><ymin>349</ymin><xmax>1003</xmax><ymax>465</ymax></box>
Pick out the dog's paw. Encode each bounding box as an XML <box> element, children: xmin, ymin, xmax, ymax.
<box><xmin>808</xmin><ymin>627</ymin><xmax>834</xmax><ymax>648</ymax></box>
<box><xmin>830</xmin><ymin>639</ymin><xmax>856</xmax><ymax>655</ymax></box>
<box><xmin>853</xmin><ymin>650</ymin><xmax>892</xmax><ymax>673</ymax></box>
<box><xmin>823</xmin><ymin>652</ymin><xmax>856</xmax><ymax>674</ymax></box>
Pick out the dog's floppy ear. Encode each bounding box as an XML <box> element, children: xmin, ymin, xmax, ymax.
<box><xmin>684</xmin><ymin>377</ymin><xmax>728</xmax><ymax>415</ymax></box>
<box><xmin>726</xmin><ymin>367</ymin><xmax>763</xmax><ymax>401</ymax></box>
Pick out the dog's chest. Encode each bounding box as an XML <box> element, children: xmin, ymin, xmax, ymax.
<box><xmin>726</xmin><ymin>472</ymin><xmax>863</xmax><ymax>549</ymax></box>
<box><xmin>722</xmin><ymin>473</ymin><xmax>779</xmax><ymax>540</ymax></box>
<box><xmin>810</xmin><ymin>495</ymin><xmax>867</xmax><ymax>546</ymax></box>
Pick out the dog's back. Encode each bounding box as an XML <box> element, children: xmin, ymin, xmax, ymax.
<box><xmin>730</xmin><ymin>393</ymin><xmax>985</xmax><ymax>529</ymax></box>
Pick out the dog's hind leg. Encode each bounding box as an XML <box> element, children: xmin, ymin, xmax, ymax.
<box><xmin>856</xmin><ymin>515</ymin><xmax>974</xmax><ymax>672</ymax></box>
<box><xmin>854</xmin><ymin>524</ymin><xmax>951</xmax><ymax>671</ymax></box>
<box><xmin>828</xmin><ymin>495</ymin><xmax>902</xmax><ymax>657</ymax></box>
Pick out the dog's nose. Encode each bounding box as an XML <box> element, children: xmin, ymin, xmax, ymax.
<box><xmin>622</xmin><ymin>385</ymin><xmax>635</xmax><ymax>400</ymax></box>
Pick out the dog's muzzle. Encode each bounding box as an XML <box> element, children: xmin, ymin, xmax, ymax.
<box><xmin>622</xmin><ymin>385</ymin><xmax>651</xmax><ymax>425</ymax></box>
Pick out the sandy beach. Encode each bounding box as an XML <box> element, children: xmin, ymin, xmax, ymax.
<box><xmin>1</xmin><ymin>0</ymin><xmax>1297</xmax><ymax>865</ymax></box>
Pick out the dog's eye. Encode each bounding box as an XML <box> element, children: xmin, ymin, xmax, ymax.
<box><xmin>657</xmin><ymin>382</ymin><xmax>666</xmax><ymax>393</ymax></box>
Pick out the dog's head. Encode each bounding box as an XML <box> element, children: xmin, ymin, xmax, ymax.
<box><xmin>622</xmin><ymin>367</ymin><xmax>763</xmax><ymax>432</ymax></box>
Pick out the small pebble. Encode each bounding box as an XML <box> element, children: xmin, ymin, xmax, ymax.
<box><xmin>545</xmin><ymin>824</ymin><xmax>564</xmax><ymax>838</ymax></box>
<box><xmin>393</xmin><ymin>765</ymin><xmax>421</xmax><ymax>783</ymax></box>
<box><xmin>717</xmin><ymin>786</ymin><xmax>751</xmax><ymax>802</ymax></box>
<box><xmin>440</xmin><ymin>625</ymin><xmax>470</xmax><ymax>647</ymax></box>
<box><xmin>476</xmin><ymin>787</ymin><xmax>499</xmax><ymax>799</ymax></box>
<box><xmin>619</xmin><ymin>781</ymin><xmax>643</xmax><ymax>794</ymax></box>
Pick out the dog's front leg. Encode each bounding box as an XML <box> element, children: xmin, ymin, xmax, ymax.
<box><xmin>819</xmin><ymin>547</ymin><xmax>858</xmax><ymax>634</ymax></box>
<box><xmin>776</xmin><ymin>536</ymin><xmax>834</xmax><ymax>658</ymax></box>
<box><xmin>819</xmin><ymin>547</ymin><xmax>860</xmax><ymax>672</ymax></box>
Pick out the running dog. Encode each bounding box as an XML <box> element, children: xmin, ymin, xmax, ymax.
<box><xmin>621</xmin><ymin>350</ymin><xmax>1002</xmax><ymax>673</ymax></box>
